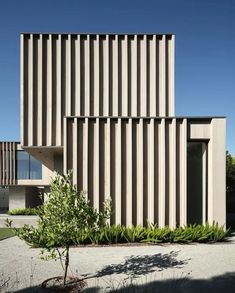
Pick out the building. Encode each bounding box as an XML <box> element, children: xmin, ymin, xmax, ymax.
<box><xmin>0</xmin><ymin>33</ymin><xmax>226</xmax><ymax>227</ymax></box>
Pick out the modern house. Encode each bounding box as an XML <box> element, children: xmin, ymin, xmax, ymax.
<box><xmin>0</xmin><ymin>33</ymin><xmax>226</xmax><ymax>227</ymax></box>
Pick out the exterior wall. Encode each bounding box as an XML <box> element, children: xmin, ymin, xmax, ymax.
<box><xmin>0</xmin><ymin>142</ymin><xmax>53</xmax><ymax>186</ymax></box>
<box><xmin>8</xmin><ymin>186</ymin><xmax>42</xmax><ymax>210</ymax></box>
<box><xmin>9</xmin><ymin>186</ymin><xmax>26</xmax><ymax>210</ymax></box>
<box><xmin>0</xmin><ymin>187</ymin><xmax>9</xmax><ymax>209</ymax></box>
<box><xmin>17</xmin><ymin>163</ymin><xmax>53</xmax><ymax>186</ymax></box>
<box><xmin>64</xmin><ymin>117</ymin><xmax>226</xmax><ymax>227</ymax></box>
<box><xmin>0</xmin><ymin>142</ymin><xmax>17</xmax><ymax>185</ymax></box>
<box><xmin>21</xmin><ymin>33</ymin><xmax>175</xmax><ymax>147</ymax></box>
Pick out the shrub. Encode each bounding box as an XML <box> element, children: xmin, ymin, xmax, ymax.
<box><xmin>8</xmin><ymin>207</ymin><xmax>38</xmax><ymax>215</ymax></box>
<box><xmin>73</xmin><ymin>222</ymin><xmax>228</xmax><ymax>245</ymax></box>
<box><xmin>6</xmin><ymin>171</ymin><xmax>111</xmax><ymax>285</ymax></box>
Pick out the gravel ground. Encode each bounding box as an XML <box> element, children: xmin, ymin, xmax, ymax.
<box><xmin>1</xmin><ymin>236</ymin><xmax>235</xmax><ymax>292</ymax></box>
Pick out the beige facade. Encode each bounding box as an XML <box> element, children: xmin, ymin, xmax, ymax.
<box><xmin>21</xmin><ymin>33</ymin><xmax>174</xmax><ymax>147</ymax></box>
<box><xmin>0</xmin><ymin>33</ymin><xmax>226</xmax><ymax>226</ymax></box>
<box><xmin>0</xmin><ymin>142</ymin><xmax>17</xmax><ymax>185</ymax></box>
<box><xmin>64</xmin><ymin>117</ymin><xmax>226</xmax><ymax>227</ymax></box>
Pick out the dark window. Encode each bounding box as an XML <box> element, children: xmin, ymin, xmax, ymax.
<box><xmin>187</xmin><ymin>142</ymin><xmax>207</xmax><ymax>225</ymax></box>
<box><xmin>16</xmin><ymin>151</ymin><xmax>42</xmax><ymax>180</ymax></box>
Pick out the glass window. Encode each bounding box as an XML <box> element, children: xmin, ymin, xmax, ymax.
<box><xmin>16</xmin><ymin>151</ymin><xmax>42</xmax><ymax>180</ymax></box>
<box><xmin>16</xmin><ymin>151</ymin><xmax>30</xmax><ymax>179</ymax></box>
<box><xmin>30</xmin><ymin>155</ymin><xmax>42</xmax><ymax>179</ymax></box>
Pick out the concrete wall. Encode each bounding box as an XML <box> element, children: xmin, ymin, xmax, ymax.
<box><xmin>9</xmin><ymin>186</ymin><xmax>26</xmax><ymax>210</ymax></box>
<box><xmin>64</xmin><ymin>117</ymin><xmax>226</xmax><ymax>227</ymax></box>
<box><xmin>21</xmin><ymin>33</ymin><xmax>175</xmax><ymax>147</ymax></box>
<box><xmin>0</xmin><ymin>187</ymin><xmax>9</xmax><ymax>209</ymax></box>
<box><xmin>8</xmin><ymin>186</ymin><xmax>43</xmax><ymax>210</ymax></box>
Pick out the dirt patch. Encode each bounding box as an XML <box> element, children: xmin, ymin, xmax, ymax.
<box><xmin>41</xmin><ymin>276</ymin><xmax>87</xmax><ymax>292</ymax></box>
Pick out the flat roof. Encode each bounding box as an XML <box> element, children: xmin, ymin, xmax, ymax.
<box><xmin>64</xmin><ymin>116</ymin><xmax>226</xmax><ymax>119</ymax></box>
<box><xmin>21</xmin><ymin>32</ymin><xmax>175</xmax><ymax>36</ymax></box>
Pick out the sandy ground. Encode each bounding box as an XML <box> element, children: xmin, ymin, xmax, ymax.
<box><xmin>1</xmin><ymin>236</ymin><xmax>235</xmax><ymax>292</ymax></box>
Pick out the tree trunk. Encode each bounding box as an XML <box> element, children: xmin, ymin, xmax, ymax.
<box><xmin>63</xmin><ymin>246</ymin><xmax>69</xmax><ymax>286</ymax></box>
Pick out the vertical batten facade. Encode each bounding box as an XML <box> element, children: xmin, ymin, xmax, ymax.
<box><xmin>21</xmin><ymin>33</ymin><xmax>175</xmax><ymax>147</ymax></box>
<box><xmin>63</xmin><ymin>117</ymin><xmax>226</xmax><ymax>226</ymax></box>
<box><xmin>0</xmin><ymin>142</ymin><xmax>17</xmax><ymax>185</ymax></box>
<box><xmin>14</xmin><ymin>32</ymin><xmax>226</xmax><ymax>227</ymax></box>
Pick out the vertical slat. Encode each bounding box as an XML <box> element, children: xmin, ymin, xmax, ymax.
<box><xmin>47</xmin><ymin>35</ymin><xmax>52</xmax><ymax>146</ymax></box>
<box><xmin>150</xmin><ymin>36</ymin><xmax>157</xmax><ymax>116</ymax></box>
<box><xmin>115</xmin><ymin>118</ymin><xmax>122</xmax><ymax>224</ymax></box>
<box><xmin>202</xmin><ymin>143</ymin><xmax>207</xmax><ymax>224</ymax></box>
<box><xmin>0</xmin><ymin>143</ymin><xmax>2</xmax><ymax>184</ymax></box>
<box><xmin>104</xmin><ymin>118</ymin><xmax>111</xmax><ymax>224</ymax></box>
<box><xmin>38</xmin><ymin>34</ymin><xmax>43</xmax><ymax>146</ymax></box>
<box><xmin>140</xmin><ymin>36</ymin><xmax>147</xmax><ymax>116</ymax></box>
<box><xmin>159</xmin><ymin>35</ymin><xmax>166</xmax><ymax>116</ymax></box>
<box><xmin>66</xmin><ymin>35</ymin><xmax>71</xmax><ymax>116</ymax></box>
<box><xmin>6</xmin><ymin>142</ymin><xmax>8</xmax><ymax>185</ymax></box>
<box><xmin>148</xmin><ymin>119</ymin><xmax>155</xmax><ymax>223</ymax></box>
<box><xmin>113</xmin><ymin>35</ymin><xmax>118</xmax><ymax>116</ymax></box>
<box><xmin>84</xmin><ymin>35</ymin><xmax>90</xmax><ymax>115</ymax></box>
<box><xmin>3</xmin><ymin>142</ymin><xmax>5</xmax><ymax>185</ymax></box>
<box><xmin>93</xmin><ymin>118</ymin><xmax>100</xmax><ymax>211</ymax></box>
<box><xmin>2</xmin><ymin>143</ymin><xmax>5</xmax><ymax>185</ymax></box>
<box><xmin>73</xmin><ymin>119</ymin><xmax>78</xmax><ymax>186</ymax></box>
<box><xmin>63</xmin><ymin>117</ymin><xmax>68</xmax><ymax>174</ymax></box>
<box><xmin>20</xmin><ymin>35</ymin><xmax>25</xmax><ymax>145</ymax></box>
<box><xmin>168</xmin><ymin>35</ymin><xmax>175</xmax><ymax>116</ymax></box>
<box><xmin>83</xmin><ymin>118</ymin><xmax>89</xmax><ymax>192</ymax></box>
<box><xmin>104</xmin><ymin>35</ymin><xmax>109</xmax><ymax>116</ymax></box>
<box><xmin>94</xmin><ymin>35</ymin><xmax>100</xmax><ymax>116</ymax></box>
<box><xmin>56</xmin><ymin>35</ymin><xmax>62</xmax><ymax>146</ymax></box>
<box><xmin>131</xmin><ymin>35</ymin><xmax>137</xmax><ymax>116</ymax></box>
<box><xmin>9</xmin><ymin>143</ymin><xmax>12</xmax><ymax>184</ymax></box>
<box><xmin>180</xmin><ymin>119</ymin><xmax>187</xmax><ymax>226</ymax></box>
<box><xmin>159</xmin><ymin>119</ymin><xmax>165</xmax><ymax>228</ymax></box>
<box><xmin>169</xmin><ymin>119</ymin><xmax>176</xmax><ymax>228</ymax></box>
<box><xmin>122</xmin><ymin>35</ymin><xmax>128</xmax><ymax>116</ymax></box>
<box><xmin>28</xmin><ymin>34</ymin><xmax>34</xmax><ymax>146</ymax></box>
<box><xmin>13</xmin><ymin>143</ymin><xmax>16</xmax><ymax>184</ymax></box>
<box><xmin>126</xmin><ymin>119</ymin><xmax>132</xmax><ymax>226</ymax></box>
<box><xmin>137</xmin><ymin>119</ymin><xmax>144</xmax><ymax>225</ymax></box>
<box><xmin>75</xmin><ymin>35</ymin><xmax>81</xmax><ymax>116</ymax></box>
<box><xmin>104</xmin><ymin>119</ymin><xmax>111</xmax><ymax>197</ymax></box>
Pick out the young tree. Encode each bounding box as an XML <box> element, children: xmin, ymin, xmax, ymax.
<box><xmin>7</xmin><ymin>171</ymin><xmax>111</xmax><ymax>286</ymax></box>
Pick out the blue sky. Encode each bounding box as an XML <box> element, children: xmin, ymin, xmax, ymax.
<box><xmin>0</xmin><ymin>0</ymin><xmax>234</xmax><ymax>153</ymax></box>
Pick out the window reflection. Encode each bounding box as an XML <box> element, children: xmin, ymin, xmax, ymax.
<box><xmin>16</xmin><ymin>151</ymin><xmax>42</xmax><ymax>180</ymax></box>
<box><xmin>30</xmin><ymin>155</ymin><xmax>42</xmax><ymax>179</ymax></box>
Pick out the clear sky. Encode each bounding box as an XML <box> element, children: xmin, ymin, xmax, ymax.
<box><xmin>0</xmin><ymin>0</ymin><xmax>234</xmax><ymax>153</ymax></box>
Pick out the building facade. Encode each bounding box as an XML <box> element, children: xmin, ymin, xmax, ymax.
<box><xmin>0</xmin><ymin>33</ymin><xmax>226</xmax><ymax>227</ymax></box>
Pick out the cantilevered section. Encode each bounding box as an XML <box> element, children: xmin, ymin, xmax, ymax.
<box><xmin>0</xmin><ymin>142</ymin><xmax>54</xmax><ymax>186</ymax></box>
<box><xmin>21</xmin><ymin>33</ymin><xmax>175</xmax><ymax>147</ymax></box>
<box><xmin>64</xmin><ymin>117</ymin><xmax>226</xmax><ymax>227</ymax></box>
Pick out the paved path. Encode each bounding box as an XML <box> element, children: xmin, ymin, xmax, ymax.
<box><xmin>1</xmin><ymin>236</ymin><xmax>235</xmax><ymax>292</ymax></box>
<box><xmin>0</xmin><ymin>214</ymin><xmax>38</xmax><ymax>228</ymax></box>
